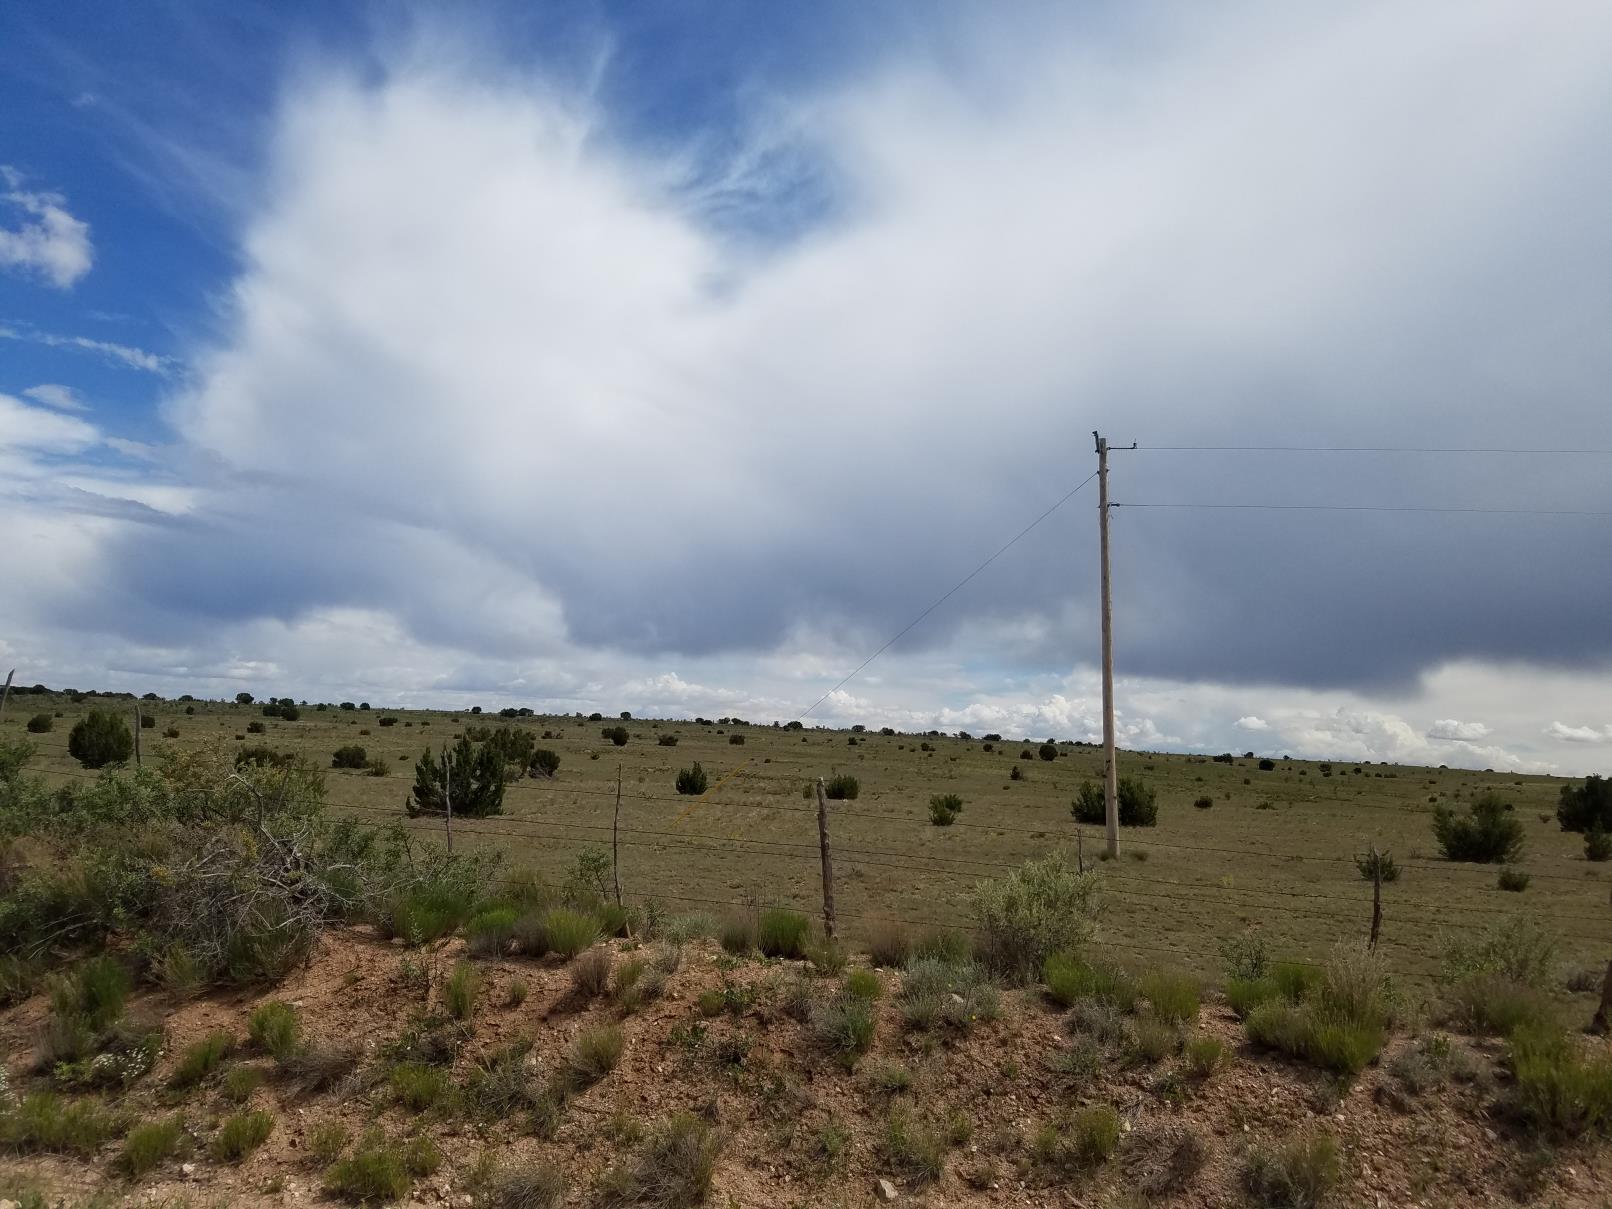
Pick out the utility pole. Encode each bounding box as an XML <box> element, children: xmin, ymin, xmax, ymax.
<box><xmin>1095</xmin><ymin>432</ymin><xmax>1119</xmax><ymax>859</ymax></box>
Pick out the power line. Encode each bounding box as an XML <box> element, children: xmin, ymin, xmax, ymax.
<box><xmin>1114</xmin><ymin>501</ymin><xmax>1612</xmax><ymax>518</ymax></box>
<box><xmin>1135</xmin><ymin>445</ymin><xmax>1612</xmax><ymax>455</ymax></box>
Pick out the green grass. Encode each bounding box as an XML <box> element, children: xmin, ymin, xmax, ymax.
<box><xmin>813</xmin><ymin>993</ymin><xmax>877</xmax><ymax>1067</ymax></box>
<box><xmin>0</xmin><ymin>1091</ymin><xmax>126</xmax><ymax>1156</ymax></box>
<box><xmin>465</xmin><ymin>905</ymin><xmax>519</xmax><ymax>956</ymax></box>
<box><xmin>170</xmin><ymin>1030</ymin><xmax>236</xmax><ymax>1087</ymax></box>
<box><xmin>248</xmin><ymin>1001</ymin><xmax>299</xmax><ymax>1060</ymax></box>
<box><xmin>324</xmin><ymin>1131</ymin><xmax>413</xmax><ymax>1203</ymax></box>
<box><xmin>1138</xmin><ymin>969</ymin><xmax>1201</xmax><ymax>1024</ymax></box>
<box><xmin>1183</xmin><ymin>1034</ymin><xmax>1225</xmax><ymax>1078</ymax></box>
<box><xmin>210</xmin><ymin>1110</ymin><xmax>274</xmax><ymax>1162</ymax></box>
<box><xmin>843</xmin><ymin>969</ymin><xmax>881</xmax><ymax>1000</ymax></box>
<box><xmin>308</xmin><ymin>1120</ymin><xmax>351</xmax><ymax>1163</ymax></box>
<box><xmin>390</xmin><ymin>1063</ymin><xmax>451</xmax><ymax>1111</ymax></box>
<box><xmin>757</xmin><ymin>908</ymin><xmax>811</xmax><ymax>958</ymax></box>
<box><xmin>118</xmin><ymin>1115</ymin><xmax>188</xmax><ymax>1178</ymax></box>
<box><xmin>1244</xmin><ymin>1134</ymin><xmax>1340</xmax><ymax>1208</ymax></box>
<box><xmin>1508</xmin><ymin>1022</ymin><xmax>1612</xmax><ymax>1137</ymax></box>
<box><xmin>442</xmin><ymin>961</ymin><xmax>480</xmax><ymax>1021</ymax></box>
<box><xmin>222</xmin><ymin>1064</ymin><xmax>267</xmax><ymax>1103</ymax></box>
<box><xmin>539</xmin><ymin>908</ymin><xmax>599</xmax><ymax>959</ymax></box>
<box><xmin>598</xmin><ymin>1112</ymin><xmax>719</xmax><ymax>1208</ymax></box>
<box><xmin>18</xmin><ymin>700</ymin><xmax>1609</xmax><ymax>986</ymax></box>
<box><xmin>565</xmin><ymin>1023</ymin><xmax>625</xmax><ymax>1090</ymax></box>
<box><xmin>1042</xmin><ymin>952</ymin><xmax>1137</xmax><ymax>1010</ymax></box>
<box><xmin>482</xmin><ymin>1160</ymin><xmax>566</xmax><ymax>1209</ymax></box>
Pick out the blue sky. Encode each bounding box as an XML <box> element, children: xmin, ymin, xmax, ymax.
<box><xmin>3</xmin><ymin>1</ymin><xmax>1611</xmax><ymax>772</ymax></box>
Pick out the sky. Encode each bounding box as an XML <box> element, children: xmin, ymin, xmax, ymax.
<box><xmin>2</xmin><ymin>1</ymin><xmax>1610</xmax><ymax>774</ymax></box>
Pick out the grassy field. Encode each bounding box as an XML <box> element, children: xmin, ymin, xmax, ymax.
<box><xmin>8</xmin><ymin>695</ymin><xmax>1607</xmax><ymax>991</ymax></box>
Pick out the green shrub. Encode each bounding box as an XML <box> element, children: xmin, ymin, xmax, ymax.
<box><xmin>1243</xmin><ymin>1134</ymin><xmax>1340</xmax><ymax>1208</ymax></box>
<box><xmin>1355</xmin><ymin>849</ymin><xmax>1400</xmax><ymax>882</ymax></box>
<box><xmin>882</xmin><ymin>1106</ymin><xmax>948</xmax><ymax>1183</ymax></box>
<box><xmin>542</xmin><ymin>908</ymin><xmax>600</xmax><ymax>959</ymax></box>
<box><xmin>928</xmin><ymin>794</ymin><xmax>962</xmax><ymax>825</ymax></box>
<box><xmin>1445</xmin><ymin>973</ymin><xmax>1556</xmax><ymax>1036</ymax></box>
<box><xmin>25</xmin><ymin>712</ymin><xmax>52</xmax><ymax>734</ymax></box>
<box><xmin>757</xmin><ymin>908</ymin><xmax>810</xmax><ymax>959</ymax></box>
<box><xmin>331</xmin><ymin>745</ymin><xmax>367</xmax><ymax>769</ymax></box>
<box><xmin>67</xmin><ymin>711</ymin><xmax>134</xmax><ymax>768</ymax></box>
<box><xmin>402</xmin><ymin>1133</ymin><xmax>441</xmax><ymax>1176</ymax></box>
<box><xmin>465</xmin><ymin>1041</ymin><xmax>541</xmax><ymax>1117</ymax></box>
<box><xmin>1498</xmin><ymin>868</ymin><xmax>1531</xmax><ymax>892</ymax></box>
<box><xmin>308</xmin><ymin>1120</ymin><xmax>351</xmax><ymax>1163</ymax></box>
<box><xmin>600</xmin><ymin>725</ymin><xmax>629</xmax><ymax>747</ymax></box>
<box><xmin>1434</xmin><ymin>793</ymin><xmax>1523</xmax><ymax>863</ymax></box>
<box><xmin>466</xmin><ymin>905</ymin><xmax>519</xmax><ymax>956</ymax></box>
<box><xmin>598</xmin><ymin>1113</ymin><xmax>719</xmax><ymax>1208</ymax></box>
<box><xmin>1072</xmin><ymin>777</ymin><xmax>1158</xmax><ymax>827</ymax></box>
<box><xmin>718</xmin><ymin>913</ymin><xmax>757</xmax><ymax>955</ymax></box>
<box><xmin>1509</xmin><ymin>1022</ymin><xmax>1612</xmax><ymax>1137</ymax></box>
<box><xmin>1225</xmin><ymin>977</ymin><xmax>1281</xmax><ymax>1019</ymax></box>
<box><xmin>408</xmin><ymin>736</ymin><xmax>506</xmax><ymax>819</ymax></box>
<box><xmin>170</xmin><ymin>1030</ymin><xmax>236</xmax><ymax>1087</ymax></box>
<box><xmin>390</xmin><ymin>1063</ymin><xmax>450</xmax><ymax>1111</ymax></box>
<box><xmin>806</xmin><ymin>939</ymin><xmax>848</xmax><ymax>976</ymax></box>
<box><xmin>1193</xmin><ymin>795</ymin><xmax>1213</xmax><ymax>810</ymax></box>
<box><xmin>246</xmin><ymin>720</ymin><xmax>266</xmax><ymax>734</ymax></box>
<box><xmin>248</xmin><ymin>1001</ymin><xmax>299</xmax><ymax>1060</ymax></box>
<box><xmin>211</xmin><ymin>1110</ymin><xmax>274</xmax><ymax>1162</ymax></box>
<box><xmin>899</xmin><ymin>957</ymin><xmax>1000</xmax><ymax>1032</ymax></box>
<box><xmin>657</xmin><ymin>734</ymin><xmax>680</xmax><ymax>747</ymax></box>
<box><xmin>325</xmin><ymin>1130</ymin><xmax>412</xmax><ymax>1203</ymax></box>
<box><xmin>442</xmin><ymin>962</ymin><xmax>480</xmax><ymax>1020</ymax></box>
<box><xmin>1557</xmin><ymin>774</ymin><xmax>1612</xmax><ymax>835</ymax></box>
<box><xmin>911</xmin><ymin>928</ymin><xmax>970</xmax><ymax>964</ymax></box>
<box><xmin>1441</xmin><ymin>915</ymin><xmax>1558</xmax><ymax>988</ymax></box>
<box><xmin>221</xmin><ymin>1065</ymin><xmax>266</xmax><ymax>1103</ymax></box>
<box><xmin>1128</xmin><ymin>1016</ymin><xmax>1179</xmax><ymax>1064</ymax></box>
<box><xmin>674</xmin><ymin>763</ymin><xmax>708</xmax><ymax>795</ymax></box>
<box><xmin>813</xmin><ymin>993</ymin><xmax>876</xmax><ymax>1066</ymax></box>
<box><xmin>844</xmin><ymin>969</ymin><xmax>881</xmax><ymax>1000</ymax></box>
<box><xmin>381</xmin><ymin>880</ymin><xmax>479</xmax><ymax>947</ymax></box>
<box><xmin>1243</xmin><ymin>948</ymin><xmax>1391</xmax><ymax>1077</ymax></box>
<box><xmin>119</xmin><ymin>1115</ymin><xmax>187</xmax><ymax>1177</ymax></box>
<box><xmin>1039</xmin><ymin>742</ymin><xmax>1058</xmax><ymax>762</ymax></box>
<box><xmin>1069</xmin><ymin>1104</ymin><xmax>1120</xmax><ymax>1165</ymax></box>
<box><xmin>972</xmin><ymin>853</ymin><xmax>1100</xmax><ymax>983</ymax></box>
<box><xmin>528</xmin><ymin>748</ymin><xmax>561</xmax><ymax>778</ymax></box>
<box><xmin>1586</xmin><ymin>827</ymin><xmax>1612</xmax><ymax>862</ymax></box>
<box><xmin>1139</xmin><ymin>970</ymin><xmax>1200</xmax><ymax>1024</ymax></box>
<box><xmin>570</xmin><ymin>947</ymin><xmax>613</xmax><ymax>998</ymax></box>
<box><xmin>865</xmin><ymin>920</ymin><xmax>912</xmax><ymax>968</ymax></box>
<box><xmin>1043</xmin><ymin>952</ymin><xmax>1137</xmax><ymax>1010</ymax></box>
<box><xmin>566</xmin><ymin>1023</ymin><xmax>625</xmax><ymax>1090</ymax></box>
<box><xmin>1183</xmin><ymin>1035</ymin><xmax>1224</xmax><ymax>1078</ymax></box>
<box><xmin>823</xmin><ymin>774</ymin><xmax>859</xmax><ymax>801</ymax></box>
<box><xmin>0</xmin><ymin>1091</ymin><xmax>126</xmax><ymax>1155</ymax></box>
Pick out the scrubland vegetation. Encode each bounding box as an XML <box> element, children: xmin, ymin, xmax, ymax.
<box><xmin>2</xmin><ymin>693</ymin><xmax>1612</xmax><ymax>1205</ymax></box>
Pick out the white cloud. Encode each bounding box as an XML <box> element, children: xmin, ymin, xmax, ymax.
<box><xmin>1428</xmin><ymin>719</ymin><xmax>1491</xmax><ymax>741</ymax></box>
<box><xmin>0</xmin><ymin>167</ymin><xmax>93</xmax><ymax>288</ymax></box>
<box><xmin>0</xmin><ymin>325</ymin><xmax>169</xmax><ymax>374</ymax></box>
<box><xmin>0</xmin><ymin>392</ymin><xmax>99</xmax><ymax>453</ymax></box>
<box><xmin>1545</xmin><ymin>722</ymin><xmax>1609</xmax><ymax>744</ymax></box>
<box><xmin>22</xmin><ymin>384</ymin><xmax>88</xmax><ymax>412</ymax></box>
<box><xmin>1235</xmin><ymin>716</ymin><xmax>1271</xmax><ymax>732</ymax></box>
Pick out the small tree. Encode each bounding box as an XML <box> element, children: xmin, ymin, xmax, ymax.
<box><xmin>1355</xmin><ymin>849</ymin><xmax>1400</xmax><ymax>882</ymax></box>
<box><xmin>1038</xmin><ymin>742</ymin><xmax>1058</xmax><ymax>762</ymax></box>
<box><xmin>332</xmin><ymin>745</ymin><xmax>368</xmax><ymax>769</ymax></box>
<box><xmin>408</xmin><ymin>736</ymin><xmax>506</xmax><ymax>818</ymax></box>
<box><xmin>1433</xmin><ymin>793</ymin><xmax>1523</xmax><ymax>864</ymax></box>
<box><xmin>68</xmin><ymin>710</ymin><xmax>134</xmax><ymax>769</ymax></box>
<box><xmin>601</xmin><ymin>726</ymin><xmax>629</xmax><ymax>747</ymax></box>
<box><xmin>1586</xmin><ymin>825</ymin><xmax>1612</xmax><ymax>863</ymax></box>
<box><xmin>1071</xmin><ymin>778</ymin><xmax>1158</xmax><ymax>827</ymax></box>
<box><xmin>824</xmin><ymin>775</ymin><xmax>860</xmax><ymax>801</ymax></box>
<box><xmin>235</xmin><ymin>692</ymin><xmax>254</xmax><ymax>705</ymax></box>
<box><xmin>675</xmin><ymin>763</ymin><xmax>708</xmax><ymax>796</ymax></box>
<box><xmin>657</xmin><ymin>735</ymin><xmax>679</xmax><ymax>747</ymax></box>
<box><xmin>929</xmin><ymin>794</ymin><xmax>963</xmax><ymax>826</ymax></box>
<box><xmin>26</xmin><ymin>713</ymin><xmax>53</xmax><ymax>734</ymax></box>
<box><xmin>278</xmin><ymin>705</ymin><xmax>300</xmax><ymax>722</ymax></box>
<box><xmin>528</xmin><ymin>748</ymin><xmax>561</xmax><ymax>779</ymax></box>
<box><xmin>1558</xmin><ymin>776</ymin><xmax>1612</xmax><ymax>835</ymax></box>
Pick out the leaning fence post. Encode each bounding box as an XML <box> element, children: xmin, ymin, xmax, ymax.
<box><xmin>0</xmin><ymin>669</ymin><xmax>13</xmax><ymax>722</ymax></box>
<box><xmin>613</xmin><ymin>764</ymin><xmax>623</xmax><ymax>909</ymax></box>
<box><xmin>132</xmin><ymin>704</ymin><xmax>142</xmax><ymax>768</ymax></box>
<box><xmin>443</xmin><ymin>747</ymin><xmax>453</xmax><ymax>855</ymax></box>
<box><xmin>1593</xmin><ymin>889</ymin><xmax>1612</xmax><ymax>1034</ymax></box>
<box><xmin>815</xmin><ymin>777</ymin><xmax>836</xmax><ymax>940</ymax></box>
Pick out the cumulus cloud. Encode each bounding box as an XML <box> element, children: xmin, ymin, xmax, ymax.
<box><xmin>1236</xmin><ymin>716</ymin><xmax>1270</xmax><ymax>732</ymax></box>
<box><xmin>1545</xmin><ymin>721</ymin><xmax>1610</xmax><ymax>744</ymax></box>
<box><xmin>1428</xmin><ymin>719</ymin><xmax>1492</xmax><ymax>741</ymax></box>
<box><xmin>0</xmin><ymin>167</ymin><xmax>93</xmax><ymax>287</ymax></box>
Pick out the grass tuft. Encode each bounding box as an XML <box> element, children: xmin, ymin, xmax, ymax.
<box><xmin>118</xmin><ymin>1115</ymin><xmax>188</xmax><ymax>1178</ymax></box>
<box><xmin>248</xmin><ymin>1001</ymin><xmax>300</xmax><ymax>1061</ymax></box>
<box><xmin>757</xmin><ymin>908</ymin><xmax>811</xmax><ymax>959</ymax></box>
<box><xmin>1243</xmin><ymin>1134</ymin><xmax>1340</xmax><ymax>1208</ymax></box>
<box><xmin>598</xmin><ymin>1112</ymin><xmax>719</xmax><ymax>1208</ymax></box>
<box><xmin>565</xmin><ymin>1023</ymin><xmax>625</xmax><ymax>1091</ymax></box>
<box><xmin>210</xmin><ymin>1109</ymin><xmax>274</xmax><ymax>1162</ymax></box>
<box><xmin>442</xmin><ymin>962</ymin><xmax>481</xmax><ymax>1021</ymax></box>
<box><xmin>169</xmin><ymin>1030</ymin><xmax>235</xmax><ymax>1088</ymax></box>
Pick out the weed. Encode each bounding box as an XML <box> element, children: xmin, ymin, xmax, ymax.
<box><xmin>119</xmin><ymin>1115</ymin><xmax>188</xmax><ymax>1178</ymax></box>
<box><xmin>757</xmin><ymin>909</ymin><xmax>811</xmax><ymax>959</ymax></box>
<box><xmin>1130</xmin><ymin>1122</ymin><xmax>1210</xmax><ymax>1197</ymax></box>
<box><xmin>0</xmin><ymin>1091</ymin><xmax>126</xmax><ymax>1156</ymax></box>
<box><xmin>1139</xmin><ymin>970</ymin><xmax>1200</xmax><ymax>1023</ymax></box>
<box><xmin>390</xmin><ymin>1063</ymin><xmax>451</xmax><ymax>1111</ymax></box>
<box><xmin>868</xmin><ymin>1061</ymin><xmax>914</xmax><ymax>1094</ymax></box>
<box><xmin>805</xmin><ymin>939</ymin><xmax>847</xmax><ymax>976</ymax></box>
<box><xmin>248</xmin><ymin>1001</ymin><xmax>299</xmax><ymax>1061</ymax></box>
<box><xmin>484</xmin><ymin>1160</ymin><xmax>566</xmax><ymax>1209</ymax></box>
<box><xmin>665</xmin><ymin>913</ymin><xmax>718</xmax><ymax>943</ymax></box>
<box><xmin>402</xmin><ymin>1133</ymin><xmax>441</xmax><ymax>1176</ymax></box>
<box><xmin>598</xmin><ymin>1112</ymin><xmax>720</xmax><ymax>1208</ymax></box>
<box><xmin>542</xmin><ymin>909</ymin><xmax>601</xmax><ymax>959</ymax></box>
<box><xmin>325</xmin><ymin>1131</ymin><xmax>411</xmax><ymax>1203</ymax></box>
<box><xmin>278</xmin><ymin>1040</ymin><xmax>363</xmax><ymax>1093</ymax></box>
<box><xmin>1128</xmin><ymin>1016</ymin><xmax>1179</xmax><ymax>1064</ymax></box>
<box><xmin>1066</xmin><ymin>999</ymin><xmax>1129</xmax><ymax>1047</ymax></box>
<box><xmin>883</xmin><ymin>1106</ymin><xmax>948</xmax><ymax>1183</ymax></box>
<box><xmin>1441</xmin><ymin>915</ymin><xmax>1558</xmax><ymax>988</ymax></box>
<box><xmin>466</xmin><ymin>1040</ymin><xmax>540</xmax><ymax>1117</ymax></box>
<box><xmin>1243</xmin><ymin>1134</ymin><xmax>1340</xmax><ymax>1208</ymax></box>
<box><xmin>812</xmin><ymin>994</ymin><xmax>876</xmax><ymax>1067</ymax></box>
<box><xmin>222</xmin><ymin>1064</ymin><xmax>267</xmax><ymax>1103</ymax></box>
<box><xmin>570</xmin><ymin>947</ymin><xmax>613</xmax><ymax>999</ymax></box>
<box><xmin>566</xmin><ymin>1023</ymin><xmax>625</xmax><ymax>1090</ymax></box>
<box><xmin>718</xmin><ymin>913</ymin><xmax>757</xmax><ymax>955</ymax></box>
<box><xmin>442</xmin><ymin>962</ymin><xmax>481</xmax><ymax>1021</ymax></box>
<box><xmin>1498</xmin><ymin>868</ymin><xmax>1531</xmax><ymax>892</ymax></box>
<box><xmin>844</xmin><ymin>969</ymin><xmax>881</xmax><ymax>1001</ymax></box>
<box><xmin>865</xmin><ymin>921</ymin><xmax>913</xmax><ymax>968</ymax></box>
<box><xmin>466</xmin><ymin>906</ymin><xmax>519</xmax><ymax>956</ymax></box>
<box><xmin>1508</xmin><ymin>1022</ymin><xmax>1612</xmax><ymax>1137</ymax></box>
<box><xmin>972</xmin><ymin>854</ymin><xmax>1100</xmax><ymax>983</ymax></box>
<box><xmin>1048</xmin><ymin>1036</ymin><xmax>1101</xmax><ymax>1079</ymax></box>
<box><xmin>1444</xmin><ymin>973</ymin><xmax>1556</xmax><ymax>1036</ymax></box>
<box><xmin>507</xmin><ymin>978</ymin><xmax>530</xmax><ymax>1008</ymax></box>
<box><xmin>211</xmin><ymin>1110</ymin><xmax>274</xmax><ymax>1162</ymax></box>
<box><xmin>308</xmin><ymin>1120</ymin><xmax>351</xmax><ymax>1163</ymax></box>
<box><xmin>170</xmin><ymin>1032</ymin><xmax>235</xmax><ymax>1090</ymax></box>
<box><xmin>1183</xmin><ymin>1034</ymin><xmax>1225</xmax><ymax>1078</ymax></box>
<box><xmin>1043</xmin><ymin>952</ymin><xmax>1137</xmax><ymax>1010</ymax></box>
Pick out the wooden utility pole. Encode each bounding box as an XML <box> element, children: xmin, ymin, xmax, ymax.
<box><xmin>132</xmin><ymin>704</ymin><xmax>142</xmax><ymax>768</ymax></box>
<box><xmin>1095</xmin><ymin>432</ymin><xmax>1119</xmax><ymax>859</ymax></box>
<box><xmin>613</xmin><ymin>765</ymin><xmax>623</xmax><ymax>908</ymax></box>
<box><xmin>815</xmin><ymin>777</ymin><xmax>837</xmax><ymax>940</ymax></box>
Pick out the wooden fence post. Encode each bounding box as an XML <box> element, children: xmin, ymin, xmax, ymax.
<box><xmin>613</xmin><ymin>765</ymin><xmax>623</xmax><ymax>908</ymax></box>
<box><xmin>1593</xmin><ymin>889</ymin><xmax>1612</xmax><ymax>1035</ymax></box>
<box><xmin>815</xmin><ymin>777</ymin><xmax>836</xmax><ymax>941</ymax></box>
<box><xmin>443</xmin><ymin>748</ymin><xmax>453</xmax><ymax>855</ymax></box>
<box><xmin>132</xmin><ymin>704</ymin><xmax>142</xmax><ymax>768</ymax></box>
<box><xmin>0</xmin><ymin>669</ymin><xmax>13</xmax><ymax>722</ymax></box>
<box><xmin>1367</xmin><ymin>845</ymin><xmax>1382</xmax><ymax>952</ymax></box>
